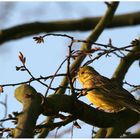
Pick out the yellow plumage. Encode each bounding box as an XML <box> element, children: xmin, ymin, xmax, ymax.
<box><xmin>78</xmin><ymin>66</ymin><xmax>140</xmax><ymax>113</ymax></box>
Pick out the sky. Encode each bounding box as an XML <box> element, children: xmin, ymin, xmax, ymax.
<box><xmin>0</xmin><ymin>1</ymin><xmax>140</xmax><ymax>138</ymax></box>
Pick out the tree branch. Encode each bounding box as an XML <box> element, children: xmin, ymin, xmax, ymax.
<box><xmin>13</xmin><ymin>84</ymin><xmax>140</xmax><ymax>138</ymax></box>
<box><xmin>122</xmin><ymin>129</ymin><xmax>140</xmax><ymax>138</ymax></box>
<box><xmin>96</xmin><ymin>38</ymin><xmax>140</xmax><ymax>138</ymax></box>
<box><xmin>37</xmin><ymin>117</ymin><xmax>54</xmax><ymax>138</ymax></box>
<box><xmin>56</xmin><ymin>1</ymin><xmax>119</xmax><ymax>95</ymax></box>
<box><xmin>94</xmin><ymin>128</ymin><xmax>107</xmax><ymax>138</ymax></box>
<box><xmin>112</xmin><ymin>38</ymin><xmax>140</xmax><ymax>84</ymax></box>
<box><xmin>39</xmin><ymin>2</ymin><xmax>119</xmax><ymax>138</ymax></box>
<box><xmin>0</xmin><ymin>11</ymin><xmax>139</xmax><ymax>45</ymax></box>
<box><xmin>13</xmin><ymin>85</ymin><xmax>43</xmax><ymax>138</ymax></box>
<box><xmin>43</xmin><ymin>94</ymin><xmax>140</xmax><ymax>128</ymax></box>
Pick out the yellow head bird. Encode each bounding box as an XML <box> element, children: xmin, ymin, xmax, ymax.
<box><xmin>78</xmin><ymin>66</ymin><xmax>140</xmax><ymax>113</ymax></box>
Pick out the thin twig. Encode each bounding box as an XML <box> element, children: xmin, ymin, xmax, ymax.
<box><xmin>45</xmin><ymin>57</ymin><xmax>68</xmax><ymax>97</ymax></box>
<box><xmin>66</xmin><ymin>37</ymin><xmax>76</xmax><ymax>96</ymax></box>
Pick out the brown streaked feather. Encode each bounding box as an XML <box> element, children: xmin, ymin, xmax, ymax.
<box><xmin>92</xmin><ymin>75</ymin><xmax>135</xmax><ymax>101</ymax></box>
<box><xmin>78</xmin><ymin>66</ymin><xmax>140</xmax><ymax>113</ymax></box>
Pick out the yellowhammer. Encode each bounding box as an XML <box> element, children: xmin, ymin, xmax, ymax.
<box><xmin>78</xmin><ymin>66</ymin><xmax>140</xmax><ymax>113</ymax></box>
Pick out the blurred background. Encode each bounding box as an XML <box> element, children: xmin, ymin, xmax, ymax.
<box><xmin>0</xmin><ymin>1</ymin><xmax>140</xmax><ymax>138</ymax></box>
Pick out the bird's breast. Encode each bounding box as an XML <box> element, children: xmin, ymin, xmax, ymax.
<box><xmin>86</xmin><ymin>90</ymin><xmax>123</xmax><ymax>112</ymax></box>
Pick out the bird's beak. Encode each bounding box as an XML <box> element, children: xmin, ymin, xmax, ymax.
<box><xmin>72</xmin><ymin>75</ymin><xmax>78</xmax><ymax>83</ymax></box>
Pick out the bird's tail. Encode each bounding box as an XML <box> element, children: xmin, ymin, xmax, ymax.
<box><xmin>121</xmin><ymin>100</ymin><xmax>140</xmax><ymax>114</ymax></box>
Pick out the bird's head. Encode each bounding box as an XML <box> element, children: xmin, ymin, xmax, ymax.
<box><xmin>77</xmin><ymin>66</ymin><xmax>99</xmax><ymax>84</ymax></box>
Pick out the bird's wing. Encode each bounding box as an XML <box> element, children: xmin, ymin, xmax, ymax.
<box><xmin>86</xmin><ymin>75</ymin><xmax>140</xmax><ymax>114</ymax></box>
<box><xmin>93</xmin><ymin>75</ymin><xmax>135</xmax><ymax>101</ymax></box>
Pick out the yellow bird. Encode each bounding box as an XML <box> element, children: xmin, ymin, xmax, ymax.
<box><xmin>78</xmin><ymin>66</ymin><xmax>140</xmax><ymax>113</ymax></box>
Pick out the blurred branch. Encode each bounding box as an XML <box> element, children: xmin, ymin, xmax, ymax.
<box><xmin>36</xmin><ymin>2</ymin><xmax>119</xmax><ymax>138</ymax></box>
<box><xmin>56</xmin><ymin>1</ymin><xmax>119</xmax><ymax>95</ymax></box>
<box><xmin>0</xmin><ymin>11</ymin><xmax>140</xmax><ymax>45</ymax></box>
<box><xmin>112</xmin><ymin>38</ymin><xmax>140</xmax><ymax>84</ymax></box>
<box><xmin>96</xmin><ymin>38</ymin><xmax>140</xmax><ymax>138</ymax></box>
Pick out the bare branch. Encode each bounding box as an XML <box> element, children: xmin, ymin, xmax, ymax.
<box><xmin>55</xmin><ymin>2</ymin><xmax>119</xmax><ymax>95</ymax></box>
<box><xmin>0</xmin><ymin>11</ymin><xmax>140</xmax><ymax>45</ymax></box>
<box><xmin>112</xmin><ymin>38</ymin><xmax>140</xmax><ymax>84</ymax></box>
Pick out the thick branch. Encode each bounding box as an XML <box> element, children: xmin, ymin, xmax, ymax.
<box><xmin>56</xmin><ymin>2</ymin><xmax>119</xmax><ymax>95</ymax></box>
<box><xmin>43</xmin><ymin>94</ymin><xmax>139</xmax><ymax>130</ymax></box>
<box><xmin>96</xmin><ymin>38</ymin><xmax>140</xmax><ymax>138</ymax></box>
<box><xmin>0</xmin><ymin>11</ymin><xmax>139</xmax><ymax>45</ymax></box>
<box><xmin>13</xmin><ymin>84</ymin><xmax>140</xmax><ymax>138</ymax></box>
<box><xmin>13</xmin><ymin>85</ymin><xmax>43</xmax><ymax>138</ymax></box>
<box><xmin>42</xmin><ymin>2</ymin><xmax>119</xmax><ymax>138</ymax></box>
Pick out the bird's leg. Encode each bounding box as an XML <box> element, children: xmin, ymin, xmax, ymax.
<box><xmin>77</xmin><ymin>90</ymin><xmax>88</xmax><ymax>98</ymax></box>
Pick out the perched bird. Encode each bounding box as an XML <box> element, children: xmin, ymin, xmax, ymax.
<box><xmin>77</xmin><ymin>66</ymin><xmax>140</xmax><ymax>113</ymax></box>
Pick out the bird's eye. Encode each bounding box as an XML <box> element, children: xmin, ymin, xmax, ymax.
<box><xmin>81</xmin><ymin>71</ymin><xmax>84</xmax><ymax>74</ymax></box>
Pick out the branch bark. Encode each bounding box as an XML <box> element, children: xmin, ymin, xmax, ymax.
<box><xmin>13</xmin><ymin>85</ymin><xmax>43</xmax><ymax>138</ymax></box>
<box><xmin>0</xmin><ymin>11</ymin><xmax>139</xmax><ymax>45</ymax></box>
<box><xmin>43</xmin><ymin>94</ymin><xmax>140</xmax><ymax>128</ymax></box>
<box><xmin>13</xmin><ymin>85</ymin><xmax>140</xmax><ymax>138</ymax></box>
